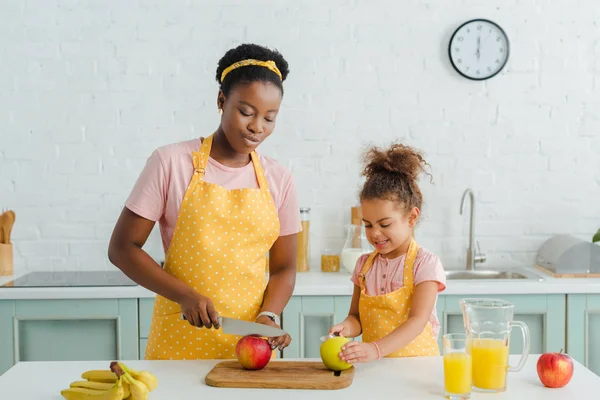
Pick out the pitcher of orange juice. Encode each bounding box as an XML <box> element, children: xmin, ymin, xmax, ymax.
<box><xmin>459</xmin><ymin>298</ymin><xmax>530</xmax><ymax>393</ymax></box>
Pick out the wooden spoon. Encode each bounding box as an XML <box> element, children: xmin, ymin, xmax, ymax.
<box><xmin>4</xmin><ymin>210</ymin><xmax>15</xmax><ymax>243</ymax></box>
<box><xmin>0</xmin><ymin>212</ymin><xmax>6</xmax><ymax>244</ymax></box>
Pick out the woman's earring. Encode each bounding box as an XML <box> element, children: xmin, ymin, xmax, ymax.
<box><xmin>218</xmin><ymin>108</ymin><xmax>223</xmax><ymax>116</ymax></box>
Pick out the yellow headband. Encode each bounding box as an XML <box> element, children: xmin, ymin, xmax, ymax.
<box><xmin>220</xmin><ymin>59</ymin><xmax>283</xmax><ymax>83</ymax></box>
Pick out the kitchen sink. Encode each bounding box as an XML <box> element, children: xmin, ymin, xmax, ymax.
<box><xmin>445</xmin><ymin>269</ymin><xmax>544</xmax><ymax>281</ymax></box>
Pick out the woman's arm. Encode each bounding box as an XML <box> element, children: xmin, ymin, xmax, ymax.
<box><xmin>255</xmin><ymin>233</ymin><xmax>297</xmax><ymax>349</ymax></box>
<box><xmin>108</xmin><ymin>207</ymin><xmax>219</xmax><ymax>328</ymax></box>
<box><xmin>259</xmin><ymin>233</ymin><xmax>297</xmax><ymax>315</ymax></box>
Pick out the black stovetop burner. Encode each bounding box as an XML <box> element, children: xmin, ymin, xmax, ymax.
<box><xmin>2</xmin><ymin>271</ymin><xmax>138</xmax><ymax>287</ymax></box>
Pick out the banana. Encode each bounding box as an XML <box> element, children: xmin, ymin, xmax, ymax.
<box><xmin>121</xmin><ymin>373</ymin><xmax>148</xmax><ymax>400</ymax></box>
<box><xmin>61</xmin><ymin>377</ymin><xmax>123</xmax><ymax>400</ymax></box>
<box><xmin>70</xmin><ymin>381</ymin><xmax>114</xmax><ymax>390</ymax></box>
<box><xmin>117</xmin><ymin>362</ymin><xmax>158</xmax><ymax>392</ymax></box>
<box><xmin>70</xmin><ymin>380</ymin><xmax>130</xmax><ymax>398</ymax></box>
<box><xmin>81</xmin><ymin>370</ymin><xmax>117</xmax><ymax>383</ymax></box>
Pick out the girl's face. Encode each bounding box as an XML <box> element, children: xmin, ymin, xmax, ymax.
<box><xmin>361</xmin><ymin>198</ymin><xmax>419</xmax><ymax>259</ymax></box>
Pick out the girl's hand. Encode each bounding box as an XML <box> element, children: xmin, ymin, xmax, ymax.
<box><xmin>256</xmin><ymin>315</ymin><xmax>292</xmax><ymax>351</ymax></box>
<box><xmin>339</xmin><ymin>341</ymin><xmax>380</xmax><ymax>364</ymax></box>
<box><xmin>329</xmin><ymin>322</ymin><xmax>350</xmax><ymax>337</ymax></box>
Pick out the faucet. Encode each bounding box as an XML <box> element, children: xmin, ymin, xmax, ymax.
<box><xmin>459</xmin><ymin>188</ymin><xmax>486</xmax><ymax>270</ymax></box>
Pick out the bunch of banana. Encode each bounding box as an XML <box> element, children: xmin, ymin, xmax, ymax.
<box><xmin>59</xmin><ymin>361</ymin><xmax>158</xmax><ymax>400</ymax></box>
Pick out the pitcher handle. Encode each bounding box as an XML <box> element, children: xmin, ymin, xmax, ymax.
<box><xmin>508</xmin><ymin>320</ymin><xmax>530</xmax><ymax>372</ymax></box>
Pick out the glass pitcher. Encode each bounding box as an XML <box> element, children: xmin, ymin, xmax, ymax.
<box><xmin>340</xmin><ymin>224</ymin><xmax>373</xmax><ymax>273</ymax></box>
<box><xmin>459</xmin><ymin>298</ymin><xmax>530</xmax><ymax>393</ymax></box>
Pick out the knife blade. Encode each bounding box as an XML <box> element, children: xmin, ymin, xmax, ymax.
<box><xmin>219</xmin><ymin>316</ymin><xmax>287</xmax><ymax>337</ymax></box>
<box><xmin>180</xmin><ymin>314</ymin><xmax>287</xmax><ymax>337</ymax></box>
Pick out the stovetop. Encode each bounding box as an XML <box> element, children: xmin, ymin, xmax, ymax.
<box><xmin>2</xmin><ymin>271</ymin><xmax>138</xmax><ymax>287</ymax></box>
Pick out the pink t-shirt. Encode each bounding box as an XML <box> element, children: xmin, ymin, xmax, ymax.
<box><xmin>351</xmin><ymin>247</ymin><xmax>446</xmax><ymax>337</ymax></box>
<box><xmin>125</xmin><ymin>137</ymin><xmax>302</xmax><ymax>253</ymax></box>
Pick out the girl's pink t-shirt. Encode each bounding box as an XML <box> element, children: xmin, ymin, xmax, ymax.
<box><xmin>125</xmin><ymin>137</ymin><xmax>302</xmax><ymax>253</ymax></box>
<box><xmin>351</xmin><ymin>247</ymin><xmax>446</xmax><ymax>338</ymax></box>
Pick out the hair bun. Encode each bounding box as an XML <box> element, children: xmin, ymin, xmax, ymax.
<box><xmin>362</xmin><ymin>143</ymin><xmax>429</xmax><ymax>183</ymax></box>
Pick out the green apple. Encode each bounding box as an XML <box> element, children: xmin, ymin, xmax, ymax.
<box><xmin>320</xmin><ymin>336</ymin><xmax>353</xmax><ymax>371</ymax></box>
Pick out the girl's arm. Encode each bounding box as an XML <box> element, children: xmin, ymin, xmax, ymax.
<box><xmin>375</xmin><ymin>281</ymin><xmax>438</xmax><ymax>356</ymax></box>
<box><xmin>329</xmin><ymin>285</ymin><xmax>363</xmax><ymax>337</ymax></box>
<box><xmin>340</xmin><ymin>281</ymin><xmax>438</xmax><ymax>363</ymax></box>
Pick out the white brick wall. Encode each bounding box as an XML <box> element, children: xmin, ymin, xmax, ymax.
<box><xmin>1</xmin><ymin>1</ymin><xmax>599</xmax><ymax>272</ymax></box>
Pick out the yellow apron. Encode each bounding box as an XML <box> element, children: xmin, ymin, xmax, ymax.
<box><xmin>358</xmin><ymin>238</ymin><xmax>439</xmax><ymax>357</ymax></box>
<box><xmin>145</xmin><ymin>134</ymin><xmax>280</xmax><ymax>360</ymax></box>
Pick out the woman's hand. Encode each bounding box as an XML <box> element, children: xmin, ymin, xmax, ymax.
<box><xmin>180</xmin><ymin>292</ymin><xmax>220</xmax><ymax>329</ymax></box>
<box><xmin>256</xmin><ymin>315</ymin><xmax>292</xmax><ymax>351</ymax></box>
<box><xmin>339</xmin><ymin>341</ymin><xmax>380</xmax><ymax>364</ymax></box>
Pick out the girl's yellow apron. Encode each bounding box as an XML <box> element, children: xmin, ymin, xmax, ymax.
<box><xmin>145</xmin><ymin>134</ymin><xmax>280</xmax><ymax>360</ymax></box>
<box><xmin>358</xmin><ymin>238</ymin><xmax>439</xmax><ymax>357</ymax></box>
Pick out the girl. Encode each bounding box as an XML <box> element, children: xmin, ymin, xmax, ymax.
<box><xmin>329</xmin><ymin>143</ymin><xmax>446</xmax><ymax>363</ymax></box>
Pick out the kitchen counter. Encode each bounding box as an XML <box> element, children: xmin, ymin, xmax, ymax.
<box><xmin>0</xmin><ymin>356</ymin><xmax>597</xmax><ymax>399</ymax></box>
<box><xmin>3</xmin><ymin>267</ymin><xmax>600</xmax><ymax>299</ymax></box>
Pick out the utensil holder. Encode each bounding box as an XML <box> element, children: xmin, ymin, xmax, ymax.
<box><xmin>0</xmin><ymin>243</ymin><xmax>13</xmax><ymax>276</ymax></box>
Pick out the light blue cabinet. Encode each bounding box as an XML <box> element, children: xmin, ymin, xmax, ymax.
<box><xmin>281</xmin><ymin>296</ymin><xmax>357</xmax><ymax>359</ymax></box>
<box><xmin>567</xmin><ymin>294</ymin><xmax>600</xmax><ymax>376</ymax></box>
<box><xmin>138</xmin><ymin>298</ymin><xmax>155</xmax><ymax>360</ymax></box>
<box><xmin>442</xmin><ymin>294</ymin><xmax>566</xmax><ymax>355</ymax></box>
<box><xmin>0</xmin><ymin>299</ymin><xmax>138</xmax><ymax>375</ymax></box>
<box><xmin>2</xmin><ymin>292</ymin><xmax>596</xmax><ymax>376</ymax></box>
<box><xmin>282</xmin><ymin>294</ymin><xmax>566</xmax><ymax>360</ymax></box>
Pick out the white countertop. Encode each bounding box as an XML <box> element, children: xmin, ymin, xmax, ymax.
<box><xmin>0</xmin><ymin>356</ymin><xmax>597</xmax><ymax>399</ymax></box>
<box><xmin>2</xmin><ymin>266</ymin><xmax>600</xmax><ymax>300</ymax></box>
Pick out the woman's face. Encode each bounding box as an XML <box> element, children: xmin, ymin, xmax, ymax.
<box><xmin>218</xmin><ymin>81</ymin><xmax>282</xmax><ymax>154</ymax></box>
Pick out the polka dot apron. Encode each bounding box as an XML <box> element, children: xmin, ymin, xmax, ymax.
<box><xmin>145</xmin><ymin>133</ymin><xmax>280</xmax><ymax>360</ymax></box>
<box><xmin>358</xmin><ymin>238</ymin><xmax>439</xmax><ymax>357</ymax></box>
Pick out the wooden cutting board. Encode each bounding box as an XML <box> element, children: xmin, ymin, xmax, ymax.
<box><xmin>205</xmin><ymin>360</ymin><xmax>355</xmax><ymax>390</ymax></box>
<box><xmin>536</xmin><ymin>264</ymin><xmax>600</xmax><ymax>278</ymax></box>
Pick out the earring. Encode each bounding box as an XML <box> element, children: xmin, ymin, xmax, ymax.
<box><xmin>218</xmin><ymin>108</ymin><xmax>223</xmax><ymax>116</ymax></box>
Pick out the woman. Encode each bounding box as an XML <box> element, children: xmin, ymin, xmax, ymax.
<box><xmin>108</xmin><ymin>43</ymin><xmax>299</xmax><ymax>360</ymax></box>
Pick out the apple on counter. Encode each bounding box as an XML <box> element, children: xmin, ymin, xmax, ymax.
<box><xmin>537</xmin><ymin>350</ymin><xmax>574</xmax><ymax>388</ymax></box>
<box><xmin>320</xmin><ymin>336</ymin><xmax>353</xmax><ymax>372</ymax></box>
<box><xmin>235</xmin><ymin>336</ymin><xmax>272</xmax><ymax>370</ymax></box>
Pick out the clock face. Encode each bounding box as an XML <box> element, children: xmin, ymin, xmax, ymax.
<box><xmin>448</xmin><ymin>19</ymin><xmax>510</xmax><ymax>80</ymax></box>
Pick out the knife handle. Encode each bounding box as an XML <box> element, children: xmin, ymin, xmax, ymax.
<box><xmin>180</xmin><ymin>313</ymin><xmax>221</xmax><ymax>329</ymax></box>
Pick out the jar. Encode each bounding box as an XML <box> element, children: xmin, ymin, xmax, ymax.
<box><xmin>321</xmin><ymin>249</ymin><xmax>340</xmax><ymax>272</ymax></box>
<box><xmin>341</xmin><ymin>223</ymin><xmax>373</xmax><ymax>273</ymax></box>
<box><xmin>296</xmin><ymin>207</ymin><xmax>311</xmax><ymax>272</ymax></box>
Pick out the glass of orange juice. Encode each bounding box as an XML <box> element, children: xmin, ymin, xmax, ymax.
<box><xmin>443</xmin><ymin>333</ymin><xmax>472</xmax><ymax>399</ymax></box>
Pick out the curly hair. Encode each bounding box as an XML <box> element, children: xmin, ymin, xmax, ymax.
<box><xmin>215</xmin><ymin>43</ymin><xmax>290</xmax><ymax>96</ymax></box>
<box><xmin>360</xmin><ymin>142</ymin><xmax>432</xmax><ymax>212</ymax></box>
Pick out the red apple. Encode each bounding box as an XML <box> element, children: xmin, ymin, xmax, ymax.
<box><xmin>235</xmin><ymin>335</ymin><xmax>272</xmax><ymax>370</ymax></box>
<box><xmin>537</xmin><ymin>350</ymin><xmax>574</xmax><ymax>388</ymax></box>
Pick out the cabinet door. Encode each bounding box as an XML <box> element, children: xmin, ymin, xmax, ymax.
<box><xmin>281</xmin><ymin>296</ymin><xmax>356</xmax><ymax>359</ymax></box>
<box><xmin>139</xmin><ymin>339</ymin><xmax>148</xmax><ymax>360</ymax></box>
<box><xmin>138</xmin><ymin>298</ymin><xmax>155</xmax><ymax>340</ymax></box>
<box><xmin>0</xmin><ymin>299</ymin><xmax>138</xmax><ymax>374</ymax></box>
<box><xmin>0</xmin><ymin>301</ymin><xmax>15</xmax><ymax>375</ymax></box>
<box><xmin>443</xmin><ymin>294</ymin><xmax>565</xmax><ymax>355</ymax></box>
<box><xmin>567</xmin><ymin>294</ymin><xmax>600</xmax><ymax>376</ymax></box>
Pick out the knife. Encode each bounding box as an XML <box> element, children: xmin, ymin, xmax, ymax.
<box><xmin>181</xmin><ymin>314</ymin><xmax>287</xmax><ymax>337</ymax></box>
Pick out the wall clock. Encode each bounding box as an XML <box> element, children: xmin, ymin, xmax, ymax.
<box><xmin>448</xmin><ymin>19</ymin><xmax>510</xmax><ymax>80</ymax></box>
